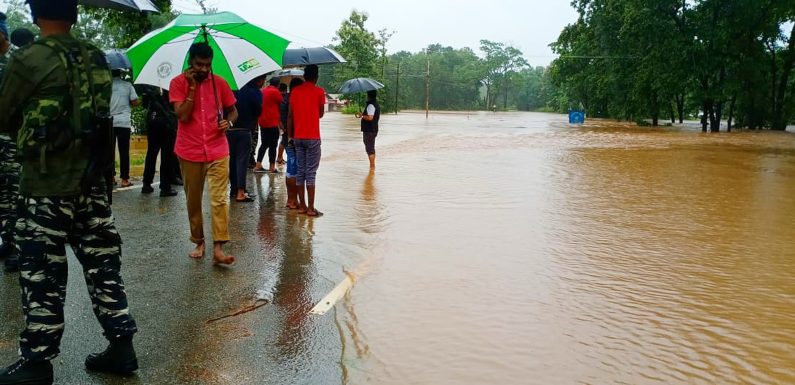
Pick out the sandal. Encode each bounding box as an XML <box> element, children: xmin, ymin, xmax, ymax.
<box><xmin>306</xmin><ymin>209</ymin><xmax>324</xmax><ymax>217</ymax></box>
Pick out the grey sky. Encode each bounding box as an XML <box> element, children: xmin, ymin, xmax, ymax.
<box><xmin>172</xmin><ymin>0</ymin><xmax>579</xmax><ymax>67</ymax></box>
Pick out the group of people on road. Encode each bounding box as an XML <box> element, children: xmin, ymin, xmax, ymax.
<box><xmin>0</xmin><ymin>1</ymin><xmax>381</xmax><ymax>383</ymax></box>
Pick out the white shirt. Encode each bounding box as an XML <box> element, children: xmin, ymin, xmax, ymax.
<box><xmin>110</xmin><ymin>78</ymin><xmax>139</xmax><ymax>129</ymax></box>
<box><xmin>365</xmin><ymin>104</ymin><xmax>376</xmax><ymax>116</ymax></box>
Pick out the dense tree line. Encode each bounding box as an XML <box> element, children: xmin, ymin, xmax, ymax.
<box><xmin>319</xmin><ymin>10</ymin><xmax>559</xmax><ymax>113</ymax></box>
<box><xmin>550</xmin><ymin>0</ymin><xmax>795</xmax><ymax>131</ymax></box>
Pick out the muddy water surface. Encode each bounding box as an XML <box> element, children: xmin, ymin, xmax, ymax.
<box><xmin>310</xmin><ymin>112</ymin><xmax>795</xmax><ymax>385</ymax></box>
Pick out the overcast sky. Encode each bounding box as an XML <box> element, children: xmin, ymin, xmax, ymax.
<box><xmin>171</xmin><ymin>0</ymin><xmax>579</xmax><ymax>67</ymax></box>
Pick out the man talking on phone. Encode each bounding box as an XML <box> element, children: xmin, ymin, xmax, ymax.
<box><xmin>170</xmin><ymin>42</ymin><xmax>238</xmax><ymax>266</ymax></box>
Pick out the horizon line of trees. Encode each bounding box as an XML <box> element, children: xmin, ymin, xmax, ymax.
<box><xmin>319</xmin><ymin>10</ymin><xmax>561</xmax><ymax>115</ymax></box>
<box><xmin>549</xmin><ymin>0</ymin><xmax>795</xmax><ymax>132</ymax></box>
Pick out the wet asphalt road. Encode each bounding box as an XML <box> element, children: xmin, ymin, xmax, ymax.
<box><xmin>0</xmin><ymin>171</ymin><xmax>348</xmax><ymax>385</ymax></box>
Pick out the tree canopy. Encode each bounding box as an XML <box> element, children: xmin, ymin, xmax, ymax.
<box><xmin>550</xmin><ymin>0</ymin><xmax>795</xmax><ymax>131</ymax></box>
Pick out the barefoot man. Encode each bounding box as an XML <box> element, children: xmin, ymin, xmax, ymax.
<box><xmin>170</xmin><ymin>42</ymin><xmax>238</xmax><ymax>265</ymax></box>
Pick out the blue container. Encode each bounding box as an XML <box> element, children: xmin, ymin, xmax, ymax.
<box><xmin>569</xmin><ymin>110</ymin><xmax>586</xmax><ymax>124</ymax></box>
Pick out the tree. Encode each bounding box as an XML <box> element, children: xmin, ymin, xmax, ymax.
<box><xmin>550</xmin><ymin>0</ymin><xmax>795</xmax><ymax>130</ymax></box>
<box><xmin>2</xmin><ymin>0</ymin><xmax>38</xmax><ymax>36</ymax></box>
<box><xmin>333</xmin><ymin>10</ymin><xmax>380</xmax><ymax>82</ymax></box>
<box><xmin>480</xmin><ymin>40</ymin><xmax>528</xmax><ymax>109</ymax></box>
<box><xmin>78</xmin><ymin>0</ymin><xmax>175</xmax><ymax>49</ymax></box>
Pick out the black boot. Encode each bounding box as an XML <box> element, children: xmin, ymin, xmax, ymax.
<box><xmin>0</xmin><ymin>358</ymin><xmax>53</xmax><ymax>385</ymax></box>
<box><xmin>141</xmin><ymin>184</ymin><xmax>154</xmax><ymax>194</ymax></box>
<box><xmin>0</xmin><ymin>242</ymin><xmax>11</xmax><ymax>260</ymax></box>
<box><xmin>3</xmin><ymin>252</ymin><xmax>18</xmax><ymax>273</ymax></box>
<box><xmin>85</xmin><ymin>337</ymin><xmax>138</xmax><ymax>376</ymax></box>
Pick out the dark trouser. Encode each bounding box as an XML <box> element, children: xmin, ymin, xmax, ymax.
<box><xmin>0</xmin><ymin>135</ymin><xmax>20</xmax><ymax>248</ymax></box>
<box><xmin>227</xmin><ymin>130</ymin><xmax>252</xmax><ymax>193</ymax></box>
<box><xmin>249</xmin><ymin>129</ymin><xmax>258</xmax><ymax>167</ymax></box>
<box><xmin>294</xmin><ymin>139</ymin><xmax>321</xmax><ymax>186</ymax></box>
<box><xmin>114</xmin><ymin>127</ymin><xmax>132</xmax><ymax>180</ymax></box>
<box><xmin>15</xmin><ymin>187</ymin><xmax>137</xmax><ymax>361</ymax></box>
<box><xmin>257</xmin><ymin>127</ymin><xmax>280</xmax><ymax>165</ymax></box>
<box><xmin>280</xmin><ymin>129</ymin><xmax>289</xmax><ymax>149</ymax></box>
<box><xmin>363</xmin><ymin>131</ymin><xmax>378</xmax><ymax>155</ymax></box>
<box><xmin>142</xmin><ymin>118</ymin><xmax>176</xmax><ymax>190</ymax></box>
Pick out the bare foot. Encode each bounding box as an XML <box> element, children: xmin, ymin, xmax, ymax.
<box><xmin>212</xmin><ymin>244</ymin><xmax>235</xmax><ymax>266</ymax></box>
<box><xmin>306</xmin><ymin>209</ymin><xmax>324</xmax><ymax>217</ymax></box>
<box><xmin>189</xmin><ymin>242</ymin><xmax>205</xmax><ymax>259</ymax></box>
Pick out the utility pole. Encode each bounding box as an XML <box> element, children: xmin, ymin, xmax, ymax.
<box><xmin>425</xmin><ymin>50</ymin><xmax>430</xmax><ymax>119</ymax></box>
<box><xmin>394</xmin><ymin>62</ymin><xmax>400</xmax><ymax>115</ymax></box>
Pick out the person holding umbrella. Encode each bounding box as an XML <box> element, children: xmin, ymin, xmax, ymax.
<box><xmin>170</xmin><ymin>42</ymin><xmax>238</xmax><ymax>265</ymax></box>
<box><xmin>340</xmin><ymin>78</ymin><xmax>385</xmax><ymax>170</ymax></box>
<box><xmin>356</xmin><ymin>90</ymin><xmax>381</xmax><ymax>170</ymax></box>
<box><xmin>110</xmin><ymin>69</ymin><xmax>140</xmax><ymax>188</ymax></box>
<box><xmin>0</xmin><ymin>1</ymin><xmax>139</xmax><ymax>382</ymax></box>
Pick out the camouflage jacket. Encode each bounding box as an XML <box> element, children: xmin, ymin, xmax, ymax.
<box><xmin>0</xmin><ymin>33</ymin><xmax>112</xmax><ymax>197</ymax></box>
<box><xmin>0</xmin><ymin>54</ymin><xmax>9</xmax><ymax>143</ymax></box>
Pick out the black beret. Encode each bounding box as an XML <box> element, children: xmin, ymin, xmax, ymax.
<box><xmin>27</xmin><ymin>0</ymin><xmax>79</xmax><ymax>24</ymax></box>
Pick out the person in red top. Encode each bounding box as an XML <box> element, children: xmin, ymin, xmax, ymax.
<box><xmin>255</xmin><ymin>77</ymin><xmax>283</xmax><ymax>173</ymax></box>
<box><xmin>170</xmin><ymin>42</ymin><xmax>238</xmax><ymax>265</ymax></box>
<box><xmin>287</xmin><ymin>64</ymin><xmax>326</xmax><ymax>217</ymax></box>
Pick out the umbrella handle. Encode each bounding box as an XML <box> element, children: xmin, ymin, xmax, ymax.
<box><xmin>200</xmin><ymin>25</ymin><xmax>223</xmax><ymax>123</ymax></box>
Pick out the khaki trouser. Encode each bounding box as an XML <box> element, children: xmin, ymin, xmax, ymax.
<box><xmin>180</xmin><ymin>157</ymin><xmax>230</xmax><ymax>244</ymax></box>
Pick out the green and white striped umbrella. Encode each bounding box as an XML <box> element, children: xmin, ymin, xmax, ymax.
<box><xmin>128</xmin><ymin>12</ymin><xmax>289</xmax><ymax>90</ymax></box>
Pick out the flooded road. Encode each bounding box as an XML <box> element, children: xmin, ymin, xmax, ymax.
<box><xmin>1</xmin><ymin>111</ymin><xmax>794</xmax><ymax>384</ymax></box>
<box><xmin>318</xmin><ymin>112</ymin><xmax>795</xmax><ymax>385</ymax></box>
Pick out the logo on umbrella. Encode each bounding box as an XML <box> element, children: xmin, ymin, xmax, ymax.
<box><xmin>237</xmin><ymin>59</ymin><xmax>261</xmax><ymax>73</ymax></box>
<box><xmin>157</xmin><ymin>62</ymin><xmax>173</xmax><ymax>79</ymax></box>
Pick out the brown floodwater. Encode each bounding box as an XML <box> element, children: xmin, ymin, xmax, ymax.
<box><xmin>306</xmin><ymin>111</ymin><xmax>795</xmax><ymax>385</ymax></box>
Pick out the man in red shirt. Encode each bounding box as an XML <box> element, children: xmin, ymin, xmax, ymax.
<box><xmin>170</xmin><ymin>43</ymin><xmax>238</xmax><ymax>265</ymax></box>
<box><xmin>255</xmin><ymin>77</ymin><xmax>283</xmax><ymax>173</ymax></box>
<box><xmin>287</xmin><ymin>65</ymin><xmax>326</xmax><ymax>217</ymax></box>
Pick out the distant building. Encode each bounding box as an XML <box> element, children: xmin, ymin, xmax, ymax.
<box><xmin>326</xmin><ymin>93</ymin><xmax>347</xmax><ymax>112</ymax></box>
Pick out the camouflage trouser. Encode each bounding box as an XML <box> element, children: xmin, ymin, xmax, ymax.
<box><xmin>0</xmin><ymin>134</ymin><xmax>20</xmax><ymax>247</ymax></box>
<box><xmin>14</xmin><ymin>187</ymin><xmax>137</xmax><ymax>361</ymax></box>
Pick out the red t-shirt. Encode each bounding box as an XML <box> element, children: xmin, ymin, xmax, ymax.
<box><xmin>258</xmin><ymin>85</ymin><xmax>283</xmax><ymax>128</ymax></box>
<box><xmin>170</xmin><ymin>73</ymin><xmax>237</xmax><ymax>163</ymax></box>
<box><xmin>290</xmin><ymin>82</ymin><xmax>326</xmax><ymax>140</ymax></box>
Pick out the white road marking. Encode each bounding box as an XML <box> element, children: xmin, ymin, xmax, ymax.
<box><xmin>310</xmin><ymin>271</ymin><xmax>356</xmax><ymax>316</ymax></box>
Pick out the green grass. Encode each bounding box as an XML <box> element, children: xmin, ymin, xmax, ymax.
<box><xmin>342</xmin><ymin>104</ymin><xmax>362</xmax><ymax>115</ymax></box>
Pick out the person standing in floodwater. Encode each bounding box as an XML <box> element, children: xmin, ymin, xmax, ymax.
<box><xmin>282</xmin><ymin>78</ymin><xmax>303</xmax><ymax>210</ymax></box>
<box><xmin>356</xmin><ymin>89</ymin><xmax>380</xmax><ymax>170</ymax></box>
<box><xmin>287</xmin><ymin>64</ymin><xmax>326</xmax><ymax>217</ymax></box>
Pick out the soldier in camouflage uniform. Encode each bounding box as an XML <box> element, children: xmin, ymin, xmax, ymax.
<box><xmin>0</xmin><ymin>1</ymin><xmax>138</xmax><ymax>384</ymax></box>
<box><xmin>0</xmin><ymin>11</ymin><xmax>21</xmax><ymax>273</ymax></box>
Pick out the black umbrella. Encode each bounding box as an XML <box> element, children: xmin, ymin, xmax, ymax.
<box><xmin>79</xmin><ymin>0</ymin><xmax>160</xmax><ymax>12</ymax></box>
<box><xmin>283</xmin><ymin>47</ymin><xmax>347</xmax><ymax>67</ymax></box>
<box><xmin>338</xmin><ymin>78</ymin><xmax>385</xmax><ymax>94</ymax></box>
<box><xmin>105</xmin><ymin>49</ymin><xmax>131</xmax><ymax>70</ymax></box>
